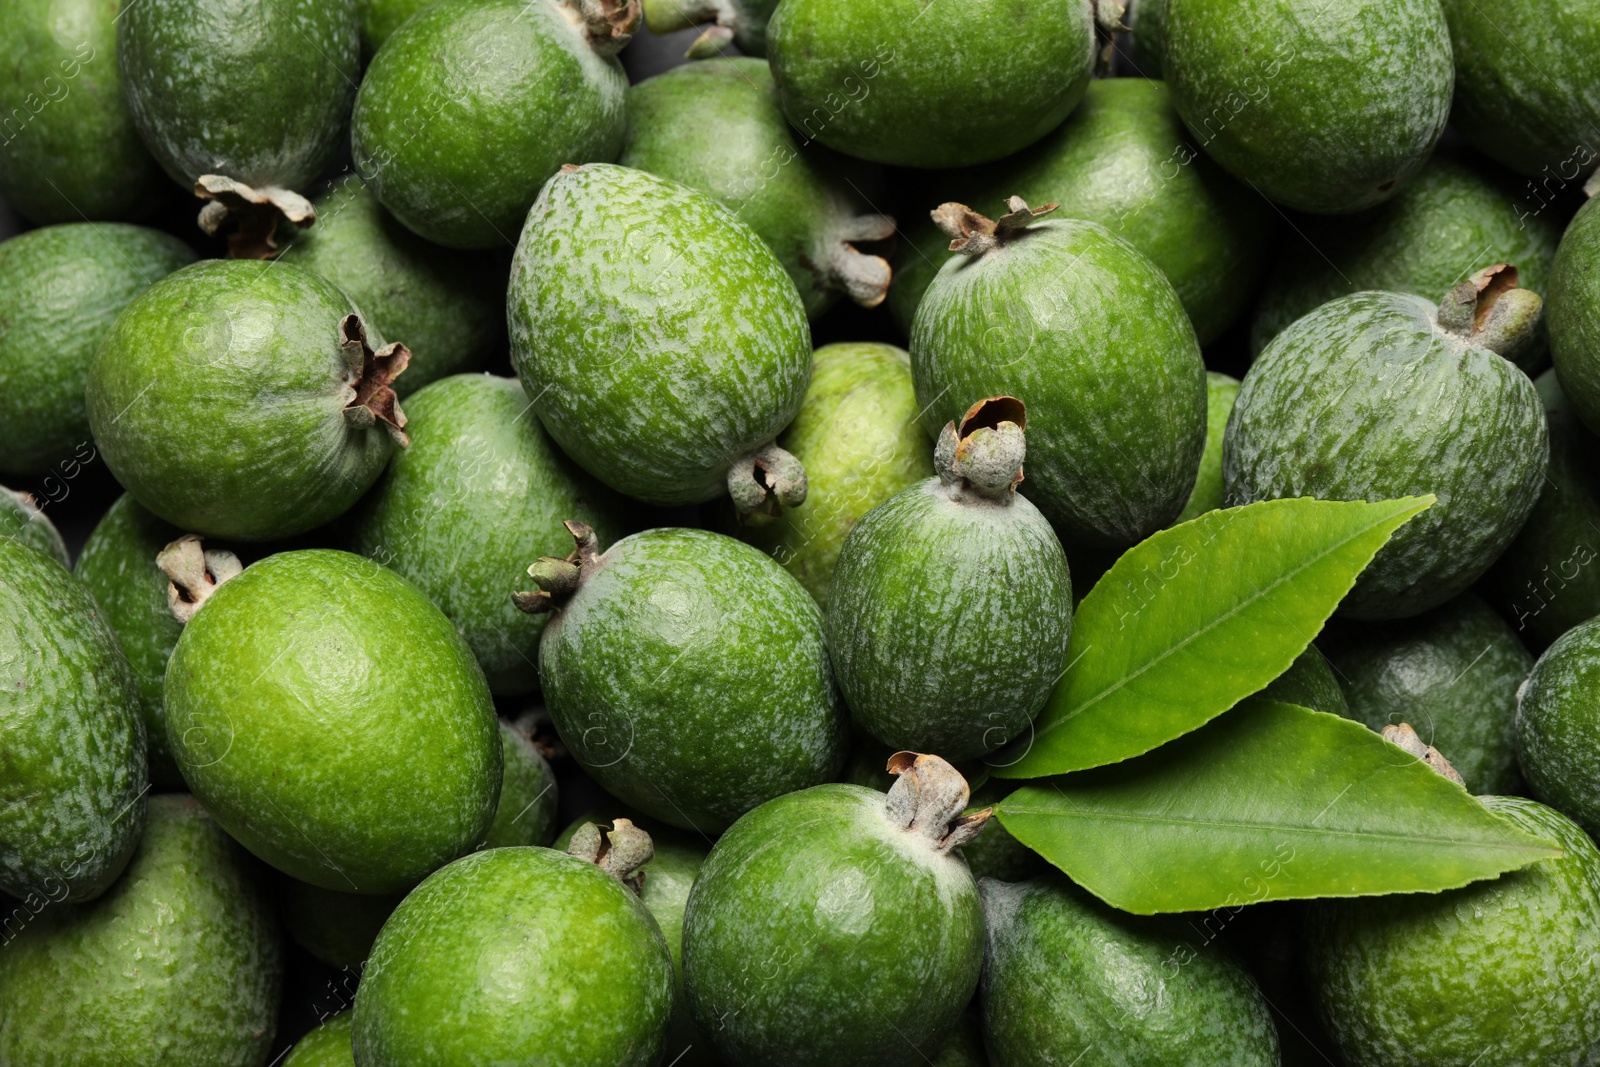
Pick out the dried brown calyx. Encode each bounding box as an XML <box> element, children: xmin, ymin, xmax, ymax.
<box><xmin>570</xmin><ymin>0</ymin><xmax>641</xmax><ymax>56</ymax></box>
<box><xmin>1434</xmin><ymin>263</ymin><xmax>1543</xmax><ymax>363</ymax></box>
<box><xmin>817</xmin><ymin>213</ymin><xmax>897</xmax><ymax>309</ymax></box>
<box><xmin>513</xmin><ymin>520</ymin><xmax>602</xmax><ymax>615</ymax></box>
<box><xmin>567</xmin><ymin>817</ymin><xmax>655</xmax><ymax>892</ymax></box>
<box><xmin>934</xmin><ymin>396</ymin><xmax>1027</xmax><ymax>502</ymax></box>
<box><xmin>728</xmin><ymin>441</ymin><xmax>808</xmax><ymax>521</ymax></box>
<box><xmin>157</xmin><ymin>534</ymin><xmax>243</xmax><ymax>624</ymax></box>
<box><xmin>1382</xmin><ymin>723</ymin><xmax>1466</xmax><ymax>788</ymax></box>
<box><xmin>195</xmin><ymin>175</ymin><xmax>316</xmax><ymax>260</ymax></box>
<box><xmin>885</xmin><ymin>751</ymin><xmax>990</xmax><ymax>853</ymax></box>
<box><xmin>339</xmin><ymin>316</ymin><xmax>411</xmax><ymax>448</ymax></box>
<box><xmin>931</xmin><ymin>197</ymin><xmax>1058</xmax><ymax>257</ymax></box>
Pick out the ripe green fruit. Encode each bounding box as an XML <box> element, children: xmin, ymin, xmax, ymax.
<box><xmin>1175</xmin><ymin>371</ymin><xmax>1240</xmax><ymax>525</ymax></box>
<box><xmin>0</xmin><ymin>795</ymin><xmax>283</xmax><ymax>1066</ymax></box>
<box><xmin>281</xmin><ymin>879</ymin><xmax>402</xmax><ymax>969</ymax></box>
<box><xmin>164</xmin><ymin>549</ymin><xmax>501</xmax><ymax>892</ymax></box>
<box><xmin>482</xmin><ymin>719</ymin><xmax>560</xmax><ymax>849</ymax></box>
<box><xmin>1125</xmin><ymin>0</ymin><xmax>1169</xmax><ymax>77</ymax></box>
<box><xmin>352</xmin><ymin>0</ymin><xmax>635</xmax><ymax>250</ymax></box>
<box><xmin>641</xmin><ymin>0</ymin><xmax>778</xmax><ymax>54</ymax></box>
<box><xmin>1549</xmin><ymin>197</ymin><xmax>1600</xmax><ymax>436</ymax></box>
<box><xmin>356</xmin><ymin>0</ymin><xmax>495</xmax><ymax>55</ymax></box>
<box><xmin>286</xmin><ymin>1012</ymin><xmax>354</xmax><ymax>1067</ymax></box>
<box><xmin>1162</xmin><ymin>0</ymin><xmax>1453</xmax><ymax>214</ymax></box>
<box><xmin>766</xmin><ymin>0</ymin><xmax>1096</xmax><ymax>169</ymax></box>
<box><xmin>0</xmin><ymin>487</ymin><xmax>67</xmax><ymax>567</ymax></box>
<box><xmin>86</xmin><ymin>259</ymin><xmax>408</xmax><ymax>541</ymax></box>
<box><xmin>1516</xmin><ymin>617</ymin><xmax>1600</xmax><ymax>839</ymax></box>
<box><xmin>1259</xmin><ymin>646</ymin><xmax>1349</xmax><ymax>717</ymax></box>
<box><xmin>682</xmin><ymin>755</ymin><xmax>987</xmax><ymax>1066</ymax></box>
<box><xmin>0</xmin><ymin>222</ymin><xmax>193</xmax><ymax>477</ymax></box>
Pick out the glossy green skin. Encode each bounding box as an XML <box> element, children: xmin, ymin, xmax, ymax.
<box><xmin>911</xmin><ymin>218</ymin><xmax>1207</xmax><ymax>550</ymax></box>
<box><xmin>1251</xmin><ymin>152</ymin><xmax>1564</xmax><ymax>362</ymax></box>
<box><xmin>509</xmin><ymin>164</ymin><xmax>811</xmax><ymax>505</ymax></box>
<box><xmin>1517</xmin><ymin>618</ymin><xmax>1600</xmax><ymax>839</ymax></box>
<box><xmin>767</xmin><ymin>0</ymin><xmax>1094</xmax><ymax>169</ymax></box>
<box><xmin>960</xmin><ymin>780</ymin><xmax>1047</xmax><ymax>884</ymax></box>
<box><xmin>482</xmin><ymin>721</ymin><xmax>559</xmax><ymax>848</ymax></box>
<box><xmin>1225</xmin><ymin>291</ymin><xmax>1548</xmax><ymax>619</ymax></box>
<box><xmin>350</xmin><ymin>374</ymin><xmax>629</xmax><ymax>694</ymax></box>
<box><xmin>0</xmin><ymin>539</ymin><xmax>145</xmax><ymax>902</ymax></box>
<box><xmin>86</xmin><ymin>259</ymin><xmax>395</xmax><ymax>541</ymax></box>
<box><xmin>1550</xmin><ymin>197</ymin><xmax>1600</xmax><ymax>436</ymax></box>
<box><xmin>164</xmin><ymin>550</ymin><xmax>500</xmax><ymax>892</ymax></box>
<box><xmin>1163</xmin><ymin>0</ymin><xmax>1452</xmax><ymax>214</ymax></box>
<box><xmin>281</xmin><ymin>879</ymin><xmax>402</xmax><ymax>969</ymax></box>
<box><xmin>286</xmin><ymin>1013</ymin><xmax>354</xmax><ymax>1067</ymax></box>
<box><xmin>1323</xmin><ymin>594</ymin><xmax>1530</xmax><ymax>795</ymax></box>
<box><xmin>1259</xmin><ymin>645</ymin><xmax>1349</xmax><ymax>717</ymax></box>
<box><xmin>541</xmin><ymin>528</ymin><xmax>846</xmax><ymax>832</ymax></box>
<box><xmin>1175</xmin><ymin>372</ymin><xmax>1240</xmax><ymax>525</ymax></box>
<box><xmin>1306</xmin><ymin>796</ymin><xmax>1600</xmax><ymax>1066</ymax></box>
<box><xmin>734</xmin><ymin>342</ymin><xmax>931</xmax><ymax>609</ymax></box>
<box><xmin>0</xmin><ymin>0</ymin><xmax>160</xmax><ymax>222</ymax></box>
<box><xmin>981</xmin><ymin>876</ymin><xmax>1279</xmax><ymax>1067</ymax></box>
<box><xmin>352</xmin><ymin>847</ymin><xmax>674</xmax><ymax>1066</ymax></box>
<box><xmin>352</xmin><ymin>0</ymin><xmax>628</xmax><ymax>250</ymax></box>
<box><xmin>0</xmin><ymin>223</ymin><xmax>193</xmax><ymax>477</ymax></box>
<box><xmin>0</xmin><ymin>488</ymin><xmax>68</xmax><ymax>566</ymax></box>
<box><xmin>0</xmin><ymin>795</ymin><xmax>283</xmax><ymax>1066</ymax></box>
<box><xmin>357</xmin><ymin>0</ymin><xmax>494</xmax><ymax>55</ymax></box>
<box><xmin>118</xmin><ymin>0</ymin><xmax>357</xmax><ymax>189</ymax></box>
<box><xmin>682</xmin><ymin>784</ymin><xmax>986</xmax><ymax>1066</ymax></box>
<box><xmin>891</xmin><ymin>80</ymin><xmax>1273</xmax><ymax>346</ymax></box>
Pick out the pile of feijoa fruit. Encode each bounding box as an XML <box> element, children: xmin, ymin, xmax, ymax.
<box><xmin>4</xmin><ymin>0</ymin><xmax>1600</xmax><ymax>1062</ymax></box>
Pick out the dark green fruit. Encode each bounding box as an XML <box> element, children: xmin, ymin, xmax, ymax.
<box><xmin>683</xmin><ymin>755</ymin><xmax>987</xmax><ymax>1066</ymax></box>
<box><xmin>0</xmin><ymin>487</ymin><xmax>67</xmax><ymax>566</ymax></box>
<box><xmin>0</xmin><ymin>537</ymin><xmax>145</xmax><ymax>902</ymax></box>
<box><xmin>165</xmin><ymin>549</ymin><xmax>500</xmax><ymax>892</ymax></box>
<box><xmin>982</xmin><ymin>876</ymin><xmax>1279</xmax><ymax>1067</ymax></box>
<box><xmin>1175</xmin><ymin>371</ymin><xmax>1240</xmax><ymax>525</ymax></box>
<box><xmin>0</xmin><ymin>222</ymin><xmax>193</xmax><ymax>477</ymax></box>
<box><xmin>1517</xmin><ymin>617</ymin><xmax>1600</xmax><ymax>839</ymax></box>
<box><xmin>1306</xmin><ymin>795</ymin><xmax>1600</xmax><ymax>1066</ymax></box>
<box><xmin>641</xmin><ymin>0</ymin><xmax>778</xmax><ymax>54</ymax></box>
<box><xmin>482</xmin><ymin>719</ymin><xmax>559</xmax><ymax>848</ymax></box>
<box><xmin>280</xmin><ymin>878</ymin><xmax>402</xmax><ymax>970</ymax></box>
<box><xmin>357</xmin><ymin>0</ymin><xmax>495</xmax><ymax>55</ymax></box>
<box><xmin>1125</xmin><ymin>0</ymin><xmax>1169</xmax><ymax>77</ymax></box>
<box><xmin>827</xmin><ymin>397</ymin><xmax>1072</xmax><ymax>761</ymax></box>
<box><xmin>508</xmin><ymin>163</ymin><xmax>811</xmax><ymax>512</ymax></box>
<box><xmin>1549</xmin><ymin>196</ymin><xmax>1600</xmax><ymax>435</ymax></box>
<box><xmin>1163</xmin><ymin>0</ymin><xmax>1453</xmax><ymax>214</ymax></box>
<box><xmin>350</xmin><ymin>373</ymin><xmax>628</xmax><ymax>695</ymax></box>
<box><xmin>766</xmin><ymin>0</ymin><xmax>1095</xmax><ymax>169</ymax></box>
<box><xmin>1225</xmin><ymin>274</ymin><xmax>1548</xmax><ymax>619</ymax></box>
<box><xmin>0</xmin><ymin>795</ymin><xmax>282</xmax><ymax>1066</ymax></box>
<box><xmin>352</xmin><ymin>0</ymin><xmax>635</xmax><ymax>250</ymax></box>
<box><xmin>286</xmin><ymin>1012</ymin><xmax>354</xmax><ymax>1067</ymax></box>
<box><xmin>911</xmin><ymin>199</ymin><xmax>1206</xmax><ymax>550</ymax></box>
<box><xmin>524</xmin><ymin>525</ymin><xmax>846</xmax><ymax>832</ymax></box>
<box><xmin>620</xmin><ymin>58</ymin><xmax>894</xmax><ymax>319</ymax></box>
<box><xmin>1259</xmin><ymin>645</ymin><xmax>1349</xmax><ymax>717</ymax></box>
<box><xmin>87</xmin><ymin>259</ymin><xmax>407</xmax><ymax>541</ymax></box>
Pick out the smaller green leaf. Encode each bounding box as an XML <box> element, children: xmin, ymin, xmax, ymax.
<box><xmin>995</xmin><ymin>699</ymin><xmax>1561</xmax><ymax>915</ymax></box>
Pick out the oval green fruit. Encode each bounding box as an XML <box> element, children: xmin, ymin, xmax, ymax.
<box><xmin>1516</xmin><ymin>617</ymin><xmax>1600</xmax><ymax>839</ymax></box>
<box><xmin>1175</xmin><ymin>371</ymin><xmax>1240</xmax><ymax>525</ymax></box>
<box><xmin>281</xmin><ymin>878</ymin><xmax>403</xmax><ymax>970</ymax></box>
<box><xmin>481</xmin><ymin>719</ymin><xmax>559</xmax><ymax>849</ymax></box>
<box><xmin>356</xmin><ymin>0</ymin><xmax>495</xmax><ymax>55</ymax></box>
<box><xmin>1549</xmin><ymin>196</ymin><xmax>1600</xmax><ymax>435</ymax></box>
<box><xmin>286</xmin><ymin>1012</ymin><xmax>354</xmax><ymax>1067</ymax></box>
<box><xmin>1259</xmin><ymin>645</ymin><xmax>1348</xmax><ymax>717</ymax></box>
<box><xmin>0</xmin><ymin>487</ymin><xmax>67</xmax><ymax>566</ymax></box>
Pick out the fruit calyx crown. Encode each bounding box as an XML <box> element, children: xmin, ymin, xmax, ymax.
<box><xmin>340</xmin><ymin>316</ymin><xmax>412</xmax><ymax>448</ymax></box>
<box><xmin>728</xmin><ymin>441</ymin><xmax>808</xmax><ymax>521</ymax></box>
<box><xmin>195</xmin><ymin>175</ymin><xmax>316</xmax><ymax>260</ymax></box>
<box><xmin>823</xmin><ymin>213</ymin><xmax>897</xmax><ymax>309</ymax></box>
<box><xmin>884</xmin><ymin>752</ymin><xmax>991</xmax><ymax>853</ymax></box>
<box><xmin>932</xmin><ymin>197</ymin><xmax>1058</xmax><ymax>257</ymax></box>
<box><xmin>935</xmin><ymin>396</ymin><xmax>1027</xmax><ymax>502</ymax></box>
<box><xmin>568</xmin><ymin>0</ymin><xmax>641</xmax><ymax>56</ymax></box>
<box><xmin>157</xmin><ymin>534</ymin><xmax>243</xmax><ymax>624</ymax></box>
<box><xmin>514</xmin><ymin>520</ymin><xmax>602</xmax><ymax>615</ymax></box>
<box><xmin>1434</xmin><ymin>264</ymin><xmax>1543</xmax><ymax>359</ymax></box>
<box><xmin>567</xmin><ymin>818</ymin><xmax>655</xmax><ymax>892</ymax></box>
<box><xmin>1381</xmin><ymin>723</ymin><xmax>1465</xmax><ymax>788</ymax></box>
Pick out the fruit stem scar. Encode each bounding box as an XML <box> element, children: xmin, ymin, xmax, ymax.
<box><xmin>884</xmin><ymin>751</ymin><xmax>991</xmax><ymax>852</ymax></box>
<box><xmin>339</xmin><ymin>316</ymin><xmax>412</xmax><ymax>447</ymax></box>
<box><xmin>156</xmin><ymin>534</ymin><xmax>243</xmax><ymax>624</ymax></box>
<box><xmin>728</xmin><ymin>441</ymin><xmax>808</xmax><ymax>519</ymax></box>
<box><xmin>932</xmin><ymin>197</ymin><xmax>1058</xmax><ymax>257</ymax></box>
<box><xmin>567</xmin><ymin>817</ymin><xmax>654</xmax><ymax>891</ymax></box>
<box><xmin>194</xmin><ymin>175</ymin><xmax>316</xmax><ymax>260</ymax></box>
<box><xmin>514</xmin><ymin>520</ymin><xmax>602</xmax><ymax>614</ymax></box>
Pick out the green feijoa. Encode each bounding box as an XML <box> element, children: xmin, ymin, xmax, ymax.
<box><xmin>1125</xmin><ymin>0</ymin><xmax>1169</xmax><ymax>77</ymax></box>
<box><xmin>525</xmin><ymin>525</ymin><xmax>846</xmax><ymax>832</ymax></box>
<box><xmin>827</xmin><ymin>398</ymin><xmax>1071</xmax><ymax>762</ymax></box>
<box><xmin>1162</xmin><ymin>0</ymin><xmax>1452</xmax><ymax>214</ymax></box>
<box><xmin>1251</xmin><ymin>151</ymin><xmax>1564</xmax><ymax>363</ymax></box>
<box><xmin>930</xmin><ymin>1014</ymin><xmax>986</xmax><ymax>1067</ymax></box>
<box><xmin>86</xmin><ymin>259</ymin><xmax>406</xmax><ymax>542</ymax></box>
<box><xmin>508</xmin><ymin>163</ymin><xmax>812</xmax><ymax>512</ymax></box>
<box><xmin>1517</xmin><ymin>618</ymin><xmax>1600</xmax><ymax>839</ymax></box>
<box><xmin>911</xmin><ymin>201</ymin><xmax>1206</xmax><ymax>551</ymax></box>
<box><xmin>356</xmin><ymin>0</ymin><xmax>495</xmax><ymax>56</ymax></box>
<box><xmin>0</xmin><ymin>795</ymin><xmax>282</xmax><ymax>1066</ymax></box>
<box><xmin>1259</xmin><ymin>645</ymin><xmax>1349</xmax><ymax>717</ymax></box>
<box><xmin>0</xmin><ymin>222</ymin><xmax>193</xmax><ymax>477</ymax></box>
<box><xmin>350</xmin><ymin>373</ymin><xmax>629</xmax><ymax>695</ymax></box>
<box><xmin>1305</xmin><ymin>795</ymin><xmax>1600</xmax><ymax>1066</ymax></box>
<box><xmin>0</xmin><ymin>0</ymin><xmax>161</xmax><ymax>223</ymax></box>
<box><xmin>481</xmin><ymin>719</ymin><xmax>559</xmax><ymax>848</ymax></box>
<box><xmin>1550</xmin><ymin>197</ymin><xmax>1600</xmax><ymax>435</ymax></box>
<box><xmin>352</xmin><ymin>833</ymin><xmax>674</xmax><ymax>1066</ymax></box>
<box><xmin>640</xmin><ymin>0</ymin><xmax>778</xmax><ymax>54</ymax></box>
<box><xmin>286</xmin><ymin>1012</ymin><xmax>354</xmax><ymax>1067</ymax></box>
<box><xmin>1225</xmin><ymin>279</ymin><xmax>1548</xmax><ymax>619</ymax></box>
<box><xmin>682</xmin><ymin>757</ymin><xmax>986</xmax><ymax>1067</ymax></box>
<box><xmin>164</xmin><ymin>550</ymin><xmax>500</xmax><ymax>892</ymax></box>
<box><xmin>281</xmin><ymin>879</ymin><xmax>403</xmax><ymax>969</ymax></box>
<box><xmin>0</xmin><ymin>487</ymin><xmax>67</xmax><ymax>566</ymax></box>
<box><xmin>766</xmin><ymin>0</ymin><xmax>1096</xmax><ymax>169</ymax></box>
<box><xmin>620</xmin><ymin>58</ymin><xmax>894</xmax><ymax>319</ymax></box>
<box><xmin>732</xmin><ymin>342</ymin><xmax>930</xmax><ymax>609</ymax></box>
<box><xmin>1174</xmin><ymin>371</ymin><xmax>1240</xmax><ymax>525</ymax></box>
<box><xmin>352</xmin><ymin>0</ymin><xmax>634</xmax><ymax>250</ymax></box>
<box><xmin>981</xmin><ymin>876</ymin><xmax>1279</xmax><ymax>1067</ymax></box>
<box><xmin>890</xmin><ymin>79</ymin><xmax>1273</xmax><ymax>346</ymax></box>
<box><xmin>0</xmin><ymin>537</ymin><xmax>145</xmax><ymax>902</ymax></box>
<box><xmin>960</xmin><ymin>779</ymin><xmax>1047</xmax><ymax>884</ymax></box>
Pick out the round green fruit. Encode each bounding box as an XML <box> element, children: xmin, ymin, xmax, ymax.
<box><xmin>1175</xmin><ymin>371</ymin><xmax>1240</xmax><ymax>525</ymax></box>
<box><xmin>281</xmin><ymin>878</ymin><xmax>402</xmax><ymax>970</ymax></box>
<box><xmin>641</xmin><ymin>0</ymin><xmax>778</xmax><ymax>54</ymax></box>
<box><xmin>482</xmin><ymin>719</ymin><xmax>560</xmax><ymax>849</ymax></box>
<box><xmin>356</xmin><ymin>0</ymin><xmax>495</xmax><ymax>55</ymax></box>
<box><xmin>286</xmin><ymin>1012</ymin><xmax>354</xmax><ymax>1067</ymax></box>
<box><xmin>1125</xmin><ymin>0</ymin><xmax>1169</xmax><ymax>77</ymax></box>
<box><xmin>1549</xmin><ymin>196</ymin><xmax>1600</xmax><ymax>435</ymax></box>
<box><xmin>1259</xmin><ymin>645</ymin><xmax>1349</xmax><ymax>717</ymax></box>
<box><xmin>1517</xmin><ymin>617</ymin><xmax>1600</xmax><ymax>838</ymax></box>
<box><xmin>0</xmin><ymin>487</ymin><xmax>67</xmax><ymax>566</ymax></box>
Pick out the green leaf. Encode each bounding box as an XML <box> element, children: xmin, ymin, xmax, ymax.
<box><xmin>995</xmin><ymin>496</ymin><xmax>1432</xmax><ymax>779</ymax></box>
<box><xmin>995</xmin><ymin>699</ymin><xmax>1562</xmax><ymax>915</ymax></box>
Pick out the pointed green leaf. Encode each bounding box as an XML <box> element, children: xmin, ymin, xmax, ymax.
<box><xmin>995</xmin><ymin>699</ymin><xmax>1561</xmax><ymax>915</ymax></box>
<box><xmin>996</xmin><ymin>496</ymin><xmax>1432</xmax><ymax>779</ymax></box>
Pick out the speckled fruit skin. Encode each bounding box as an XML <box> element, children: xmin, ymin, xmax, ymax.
<box><xmin>286</xmin><ymin>1012</ymin><xmax>354</xmax><ymax>1067</ymax></box>
<box><xmin>733</xmin><ymin>342</ymin><xmax>931</xmax><ymax>608</ymax></box>
<box><xmin>540</xmin><ymin>527</ymin><xmax>846</xmax><ymax>832</ymax></box>
<box><xmin>164</xmin><ymin>550</ymin><xmax>500</xmax><ymax>892</ymax></box>
<box><xmin>352</xmin><ymin>0</ymin><xmax>629</xmax><ymax>250</ymax></box>
<box><xmin>86</xmin><ymin>259</ymin><xmax>396</xmax><ymax>541</ymax></box>
<box><xmin>890</xmin><ymin>79</ymin><xmax>1273</xmax><ymax>346</ymax></box>
<box><xmin>509</xmin><ymin>164</ymin><xmax>811</xmax><ymax>506</ymax></box>
<box><xmin>350</xmin><ymin>374</ymin><xmax>629</xmax><ymax>694</ymax></box>
<box><xmin>1305</xmin><ymin>796</ymin><xmax>1600</xmax><ymax>1067</ymax></box>
<box><xmin>0</xmin><ymin>222</ymin><xmax>193</xmax><ymax>477</ymax></box>
<box><xmin>1517</xmin><ymin>618</ymin><xmax>1600</xmax><ymax>839</ymax></box>
<box><xmin>356</xmin><ymin>0</ymin><xmax>496</xmax><ymax>56</ymax></box>
<box><xmin>0</xmin><ymin>795</ymin><xmax>283</xmax><ymax>1067</ymax></box>
<box><xmin>481</xmin><ymin>720</ymin><xmax>559</xmax><ymax>848</ymax></box>
<box><xmin>1174</xmin><ymin>371</ymin><xmax>1240</xmax><ymax>525</ymax></box>
<box><xmin>0</xmin><ymin>538</ymin><xmax>145</xmax><ymax>902</ymax></box>
<box><xmin>981</xmin><ymin>876</ymin><xmax>1280</xmax><ymax>1067</ymax></box>
<box><xmin>1162</xmin><ymin>0</ymin><xmax>1452</xmax><ymax>214</ymax></box>
<box><xmin>0</xmin><ymin>0</ymin><xmax>161</xmax><ymax>223</ymax></box>
<box><xmin>118</xmin><ymin>0</ymin><xmax>357</xmax><ymax>190</ymax></box>
<box><xmin>1323</xmin><ymin>594</ymin><xmax>1530</xmax><ymax>795</ymax></box>
<box><xmin>1549</xmin><ymin>197</ymin><xmax>1600</xmax><ymax>436</ymax></box>
<box><xmin>0</xmin><ymin>488</ymin><xmax>68</xmax><ymax>566</ymax></box>
<box><xmin>682</xmin><ymin>784</ymin><xmax>985</xmax><ymax>1067</ymax></box>
<box><xmin>352</xmin><ymin>847</ymin><xmax>674</xmax><ymax>1067</ymax></box>
<box><xmin>1225</xmin><ymin>291</ymin><xmax>1548</xmax><ymax>619</ymax></box>
<box><xmin>911</xmin><ymin>217</ymin><xmax>1206</xmax><ymax>550</ymax></box>
<box><xmin>280</xmin><ymin>879</ymin><xmax>402</xmax><ymax>969</ymax></box>
<box><xmin>1259</xmin><ymin>645</ymin><xmax>1348</xmax><ymax>717</ymax></box>
<box><xmin>766</xmin><ymin>0</ymin><xmax>1094</xmax><ymax>169</ymax></box>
